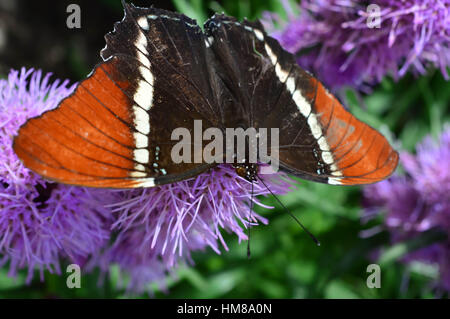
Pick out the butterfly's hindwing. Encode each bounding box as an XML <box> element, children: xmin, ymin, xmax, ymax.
<box><xmin>203</xmin><ymin>14</ymin><xmax>398</xmax><ymax>185</ymax></box>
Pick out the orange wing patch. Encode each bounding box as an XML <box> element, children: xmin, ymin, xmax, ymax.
<box><xmin>13</xmin><ymin>59</ymin><xmax>144</xmax><ymax>188</ymax></box>
<box><xmin>312</xmin><ymin>80</ymin><xmax>399</xmax><ymax>185</ymax></box>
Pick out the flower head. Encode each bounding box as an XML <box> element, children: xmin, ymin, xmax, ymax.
<box><xmin>95</xmin><ymin>164</ymin><xmax>294</xmax><ymax>294</ymax></box>
<box><xmin>363</xmin><ymin>125</ymin><xmax>450</xmax><ymax>291</ymax></box>
<box><xmin>0</xmin><ymin>68</ymin><xmax>111</xmax><ymax>281</ymax></box>
<box><xmin>263</xmin><ymin>0</ymin><xmax>450</xmax><ymax>91</ymax></box>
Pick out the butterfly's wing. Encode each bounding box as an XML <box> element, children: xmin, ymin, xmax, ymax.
<box><xmin>204</xmin><ymin>15</ymin><xmax>398</xmax><ymax>185</ymax></box>
<box><xmin>13</xmin><ymin>3</ymin><xmax>219</xmax><ymax>188</ymax></box>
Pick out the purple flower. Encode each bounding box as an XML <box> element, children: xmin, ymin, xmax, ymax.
<box><xmin>363</xmin><ymin>125</ymin><xmax>450</xmax><ymax>291</ymax></box>
<box><xmin>94</xmin><ymin>164</ymin><xmax>294</xmax><ymax>294</ymax></box>
<box><xmin>263</xmin><ymin>0</ymin><xmax>450</xmax><ymax>91</ymax></box>
<box><xmin>0</xmin><ymin>68</ymin><xmax>111</xmax><ymax>282</ymax></box>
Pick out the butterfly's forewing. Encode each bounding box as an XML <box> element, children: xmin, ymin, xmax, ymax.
<box><xmin>204</xmin><ymin>15</ymin><xmax>398</xmax><ymax>185</ymax></box>
<box><xmin>13</xmin><ymin>3</ymin><xmax>219</xmax><ymax>188</ymax></box>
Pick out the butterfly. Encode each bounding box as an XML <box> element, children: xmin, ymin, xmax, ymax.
<box><xmin>13</xmin><ymin>2</ymin><xmax>398</xmax><ymax>189</ymax></box>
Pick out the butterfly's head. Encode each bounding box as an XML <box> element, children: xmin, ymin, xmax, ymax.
<box><xmin>233</xmin><ymin>163</ymin><xmax>258</xmax><ymax>182</ymax></box>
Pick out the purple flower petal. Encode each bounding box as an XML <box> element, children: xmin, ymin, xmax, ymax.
<box><xmin>363</xmin><ymin>125</ymin><xmax>450</xmax><ymax>291</ymax></box>
<box><xmin>94</xmin><ymin>164</ymin><xmax>294</xmax><ymax>294</ymax></box>
<box><xmin>263</xmin><ymin>0</ymin><xmax>450</xmax><ymax>91</ymax></box>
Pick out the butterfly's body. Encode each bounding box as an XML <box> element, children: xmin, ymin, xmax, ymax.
<box><xmin>13</xmin><ymin>2</ymin><xmax>398</xmax><ymax>189</ymax></box>
<box><xmin>233</xmin><ymin>163</ymin><xmax>259</xmax><ymax>182</ymax></box>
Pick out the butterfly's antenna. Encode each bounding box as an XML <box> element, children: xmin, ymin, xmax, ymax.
<box><xmin>256</xmin><ymin>175</ymin><xmax>321</xmax><ymax>246</ymax></box>
<box><xmin>247</xmin><ymin>181</ymin><xmax>254</xmax><ymax>259</ymax></box>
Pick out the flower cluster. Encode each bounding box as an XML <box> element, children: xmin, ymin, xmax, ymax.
<box><xmin>0</xmin><ymin>68</ymin><xmax>111</xmax><ymax>282</ymax></box>
<box><xmin>363</xmin><ymin>126</ymin><xmax>450</xmax><ymax>291</ymax></box>
<box><xmin>0</xmin><ymin>68</ymin><xmax>294</xmax><ymax>293</ymax></box>
<box><xmin>263</xmin><ymin>0</ymin><xmax>450</xmax><ymax>91</ymax></box>
<box><xmin>96</xmin><ymin>165</ymin><xmax>293</xmax><ymax>293</ymax></box>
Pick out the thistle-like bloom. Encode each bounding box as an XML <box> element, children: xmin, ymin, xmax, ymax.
<box><xmin>0</xmin><ymin>68</ymin><xmax>111</xmax><ymax>282</ymax></box>
<box><xmin>263</xmin><ymin>0</ymin><xmax>450</xmax><ymax>90</ymax></box>
<box><xmin>96</xmin><ymin>164</ymin><xmax>294</xmax><ymax>294</ymax></box>
<box><xmin>363</xmin><ymin>126</ymin><xmax>450</xmax><ymax>291</ymax></box>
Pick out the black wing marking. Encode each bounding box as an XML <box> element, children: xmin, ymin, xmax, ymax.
<box><xmin>203</xmin><ymin>14</ymin><xmax>332</xmax><ymax>182</ymax></box>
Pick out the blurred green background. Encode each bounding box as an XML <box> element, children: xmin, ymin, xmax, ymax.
<box><xmin>0</xmin><ymin>0</ymin><xmax>448</xmax><ymax>298</ymax></box>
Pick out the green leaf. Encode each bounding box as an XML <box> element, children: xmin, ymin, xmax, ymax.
<box><xmin>0</xmin><ymin>269</ymin><xmax>26</xmax><ymax>290</ymax></box>
<box><xmin>172</xmin><ymin>0</ymin><xmax>208</xmax><ymax>24</ymax></box>
<box><xmin>325</xmin><ymin>280</ymin><xmax>361</xmax><ymax>299</ymax></box>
